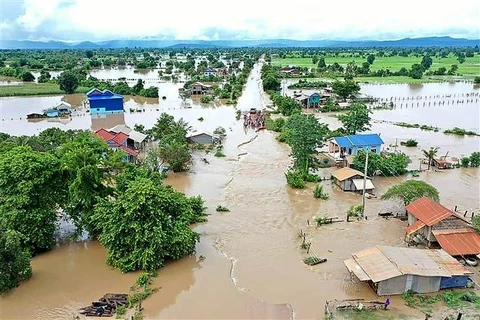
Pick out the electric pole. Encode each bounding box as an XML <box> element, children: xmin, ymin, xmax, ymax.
<box><xmin>361</xmin><ymin>150</ymin><xmax>369</xmax><ymax>218</ymax></box>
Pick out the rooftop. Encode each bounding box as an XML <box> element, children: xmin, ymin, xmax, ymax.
<box><xmin>333</xmin><ymin>133</ymin><xmax>384</xmax><ymax>148</ymax></box>
<box><xmin>331</xmin><ymin>167</ymin><xmax>364</xmax><ymax>181</ymax></box>
<box><xmin>87</xmin><ymin>88</ymin><xmax>123</xmax><ymax>100</ymax></box>
<box><xmin>345</xmin><ymin>245</ymin><xmax>472</xmax><ymax>283</ymax></box>
<box><xmin>406</xmin><ymin>197</ymin><xmax>455</xmax><ymax>226</ymax></box>
<box><xmin>433</xmin><ymin>229</ymin><xmax>480</xmax><ymax>256</ymax></box>
<box><xmin>109</xmin><ymin>124</ymin><xmax>147</xmax><ymax>143</ymax></box>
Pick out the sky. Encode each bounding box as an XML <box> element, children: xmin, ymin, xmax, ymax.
<box><xmin>1</xmin><ymin>0</ymin><xmax>479</xmax><ymax>41</ymax></box>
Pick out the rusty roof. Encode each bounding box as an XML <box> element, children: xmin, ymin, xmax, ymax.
<box><xmin>405</xmin><ymin>197</ymin><xmax>454</xmax><ymax>226</ymax></box>
<box><xmin>347</xmin><ymin>245</ymin><xmax>470</xmax><ymax>283</ymax></box>
<box><xmin>331</xmin><ymin>167</ymin><xmax>363</xmax><ymax>181</ymax></box>
<box><xmin>405</xmin><ymin>220</ymin><xmax>426</xmax><ymax>234</ymax></box>
<box><xmin>434</xmin><ymin>230</ymin><xmax>480</xmax><ymax>256</ymax></box>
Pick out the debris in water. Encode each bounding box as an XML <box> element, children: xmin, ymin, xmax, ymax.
<box><xmin>79</xmin><ymin>293</ymin><xmax>128</xmax><ymax>317</ymax></box>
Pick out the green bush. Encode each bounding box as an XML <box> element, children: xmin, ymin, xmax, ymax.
<box><xmin>266</xmin><ymin>117</ymin><xmax>286</xmax><ymax>132</ymax></box>
<box><xmin>401</xmin><ymin>139</ymin><xmax>418</xmax><ymax>147</ymax></box>
<box><xmin>200</xmin><ymin>95</ymin><xmax>214</xmax><ymax>103</ymax></box>
<box><xmin>313</xmin><ymin>184</ymin><xmax>329</xmax><ymax>200</ymax></box>
<box><xmin>303</xmin><ymin>173</ymin><xmax>320</xmax><ymax>183</ymax></box>
<box><xmin>215</xmin><ymin>205</ymin><xmax>230</xmax><ymax>212</ymax></box>
<box><xmin>285</xmin><ymin>170</ymin><xmax>306</xmax><ymax>189</ymax></box>
<box><xmin>444</xmin><ymin>127</ymin><xmax>477</xmax><ymax>136</ymax></box>
<box><xmin>347</xmin><ymin>204</ymin><xmax>363</xmax><ymax>218</ymax></box>
<box><xmin>461</xmin><ymin>157</ymin><xmax>470</xmax><ymax>167</ymax></box>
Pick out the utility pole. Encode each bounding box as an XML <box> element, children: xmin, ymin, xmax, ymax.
<box><xmin>394</xmin><ymin>138</ymin><xmax>398</xmax><ymax>153</ymax></box>
<box><xmin>361</xmin><ymin>150</ymin><xmax>369</xmax><ymax>218</ymax></box>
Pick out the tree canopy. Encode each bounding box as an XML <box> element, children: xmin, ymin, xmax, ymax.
<box><xmin>0</xmin><ymin>229</ymin><xmax>32</xmax><ymax>294</ymax></box>
<box><xmin>338</xmin><ymin>102</ymin><xmax>372</xmax><ymax>135</ymax></box>
<box><xmin>332</xmin><ymin>79</ymin><xmax>360</xmax><ymax>101</ymax></box>
<box><xmin>381</xmin><ymin>180</ymin><xmax>439</xmax><ymax>206</ymax></box>
<box><xmin>59</xmin><ymin>70</ymin><xmax>79</xmax><ymax>94</ymax></box>
<box><xmin>352</xmin><ymin>151</ymin><xmax>411</xmax><ymax>177</ymax></box>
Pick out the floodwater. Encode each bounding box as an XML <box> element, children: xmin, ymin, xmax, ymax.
<box><xmin>1</xmin><ymin>62</ymin><xmax>480</xmax><ymax>319</ymax></box>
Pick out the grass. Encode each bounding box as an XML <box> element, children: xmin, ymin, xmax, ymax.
<box><xmin>272</xmin><ymin>54</ymin><xmax>480</xmax><ymax>75</ymax></box>
<box><xmin>402</xmin><ymin>290</ymin><xmax>480</xmax><ymax>315</ymax></box>
<box><xmin>341</xmin><ymin>309</ymin><xmax>395</xmax><ymax>320</ymax></box>
<box><xmin>0</xmin><ymin>83</ymin><xmax>89</xmax><ymax>97</ymax></box>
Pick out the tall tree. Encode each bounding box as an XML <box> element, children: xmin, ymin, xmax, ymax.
<box><xmin>92</xmin><ymin>176</ymin><xmax>201</xmax><ymax>272</ymax></box>
<box><xmin>421</xmin><ymin>55</ymin><xmax>433</xmax><ymax>70</ymax></box>
<box><xmin>422</xmin><ymin>147</ymin><xmax>439</xmax><ymax>170</ymax></box>
<box><xmin>317</xmin><ymin>57</ymin><xmax>326</xmax><ymax>69</ymax></box>
<box><xmin>58</xmin><ymin>70</ymin><xmax>79</xmax><ymax>94</ymax></box>
<box><xmin>338</xmin><ymin>102</ymin><xmax>372</xmax><ymax>135</ymax></box>
<box><xmin>367</xmin><ymin>54</ymin><xmax>375</xmax><ymax>65</ymax></box>
<box><xmin>381</xmin><ymin>180</ymin><xmax>439</xmax><ymax>206</ymax></box>
<box><xmin>0</xmin><ymin>229</ymin><xmax>32</xmax><ymax>294</ymax></box>
<box><xmin>0</xmin><ymin>146</ymin><xmax>62</xmax><ymax>253</ymax></box>
<box><xmin>332</xmin><ymin>80</ymin><xmax>360</xmax><ymax>101</ymax></box>
<box><xmin>409</xmin><ymin>64</ymin><xmax>424</xmax><ymax>79</ymax></box>
<box><xmin>282</xmin><ymin>114</ymin><xmax>329</xmax><ymax>175</ymax></box>
<box><xmin>158</xmin><ymin>132</ymin><xmax>191</xmax><ymax>172</ymax></box>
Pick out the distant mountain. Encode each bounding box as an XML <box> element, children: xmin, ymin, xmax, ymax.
<box><xmin>1</xmin><ymin>37</ymin><xmax>478</xmax><ymax>49</ymax></box>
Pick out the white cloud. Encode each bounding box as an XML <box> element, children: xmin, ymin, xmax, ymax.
<box><xmin>4</xmin><ymin>0</ymin><xmax>480</xmax><ymax>40</ymax></box>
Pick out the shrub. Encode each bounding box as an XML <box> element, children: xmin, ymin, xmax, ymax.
<box><xmin>401</xmin><ymin>139</ymin><xmax>418</xmax><ymax>147</ymax></box>
<box><xmin>216</xmin><ymin>205</ymin><xmax>230</xmax><ymax>212</ymax></box>
<box><xmin>443</xmin><ymin>127</ymin><xmax>477</xmax><ymax>136</ymax></box>
<box><xmin>347</xmin><ymin>204</ymin><xmax>363</xmax><ymax>218</ymax></box>
<box><xmin>266</xmin><ymin>117</ymin><xmax>286</xmax><ymax>132</ymax></box>
<box><xmin>285</xmin><ymin>170</ymin><xmax>306</xmax><ymax>189</ymax></box>
<box><xmin>470</xmin><ymin>152</ymin><xmax>480</xmax><ymax>167</ymax></box>
<box><xmin>200</xmin><ymin>95</ymin><xmax>214</xmax><ymax>103</ymax></box>
<box><xmin>461</xmin><ymin>157</ymin><xmax>471</xmax><ymax>167</ymax></box>
<box><xmin>313</xmin><ymin>184</ymin><xmax>329</xmax><ymax>200</ymax></box>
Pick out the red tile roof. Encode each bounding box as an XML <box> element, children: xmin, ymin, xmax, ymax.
<box><xmin>405</xmin><ymin>197</ymin><xmax>454</xmax><ymax>226</ymax></box>
<box><xmin>434</xmin><ymin>230</ymin><xmax>480</xmax><ymax>256</ymax></box>
<box><xmin>95</xmin><ymin>128</ymin><xmax>115</xmax><ymax>142</ymax></box>
<box><xmin>119</xmin><ymin>145</ymin><xmax>139</xmax><ymax>156</ymax></box>
<box><xmin>112</xmin><ymin>132</ymin><xmax>129</xmax><ymax>145</ymax></box>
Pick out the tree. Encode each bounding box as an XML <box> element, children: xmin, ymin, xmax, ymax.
<box><xmin>21</xmin><ymin>71</ymin><xmax>35</xmax><ymax>82</ymax></box>
<box><xmin>262</xmin><ymin>74</ymin><xmax>280</xmax><ymax>91</ymax></box>
<box><xmin>92</xmin><ymin>176</ymin><xmax>201</xmax><ymax>272</ymax></box>
<box><xmin>474</xmin><ymin>76</ymin><xmax>480</xmax><ymax>84</ymax></box>
<box><xmin>37</xmin><ymin>70</ymin><xmax>51</xmax><ymax>83</ymax></box>
<box><xmin>85</xmin><ymin>50</ymin><xmax>94</xmax><ymax>58</ymax></box>
<box><xmin>58</xmin><ymin>70</ymin><xmax>79</xmax><ymax>94</ymax></box>
<box><xmin>421</xmin><ymin>55</ymin><xmax>433</xmax><ymax>70</ymax></box>
<box><xmin>140</xmin><ymin>86</ymin><xmax>159</xmax><ymax>98</ymax></box>
<box><xmin>422</xmin><ymin>147</ymin><xmax>439</xmax><ymax>170</ymax></box>
<box><xmin>352</xmin><ymin>151</ymin><xmax>411</xmax><ymax>176</ymax></box>
<box><xmin>409</xmin><ymin>64</ymin><xmax>424</xmax><ymax>79</ymax></box>
<box><xmin>0</xmin><ymin>146</ymin><xmax>62</xmax><ymax>253</ymax></box>
<box><xmin>151</xmin><ymin>113</ymin><xmax>187</xmax><ymax>141</ymax></box>
<box><xmin>332</xmin><ymin>80</ymin><xmax>360</xmax><ymax>101</ymax></box>
<box><xmin>312</xmin><ymin>56</ymin><xmax>319</xmax><ymax>65</ymax></box>
<box><xmin>381</xmin><ymin>180</ymin><xmax>439</xmax><ymax>206</ymax></box>
<box><xmin>338</xmin><ymin>102</ymin><xmax>372</xmax><ymax>135</ymax></box>
<box><xmin>132</xmin><ymin>79</ymin><xmax>144</xmax><ymax>94</ymax></box>
<box><xmin>282</xmin><ymin>114</ymin><xmax>329</xmax><ymax>175</ymax></box>
<box><xmin>470</xmin><ymin>152</ymin><xmax>480</xmax><ymax>167</ymax></box>
<box><xmin>317</xmin><ymin>57</ymin><xmax>326</xmax><ymax>69</ymax></box>
<box><xmin>158</xmin><ymin>133</ymin><xmax>191</xmax><ymax>172</ymax></box>
<box><xmin>0</xmin><ymin>229</ymin><xmax>32</xmax><ymax>294</ymax></box>
<box><xmin>367</xmin><ymin>54</ymin><xmax>375</xmax><ymax>65</ymax></box>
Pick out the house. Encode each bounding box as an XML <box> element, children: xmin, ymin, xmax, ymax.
<box><xmin>187</xmin><ymin>132</ymin><xmax>213</xmax><ymax>144</ymax></box>
<box><xmin>331</xmin><ymin>167</ymin><xmax>375</xmax><ymax>193</ymax></box>
<box><xmin>203</xmin><ymin>68</ymin><xmax>217</xmax><ymax>77</ymax></box>
<box><xmin>44</xmin><ymin>108</ymin><xmax>59</xmax><ymax>118</ymax></box>
<box><xmin>308</xmin><ymin>92</ymin><xmax>321</xmax><ymax>108</ymax></box>
<box><xmin>108</xmin><ymin>124</ymin><xmax>147</xmax><ymax>151</ymax></box>
<box><xmin>216</xmin><ymin>68</ymin><xmax>228</xmax><ymax>76</ymax></box>
<box><xmin>95</xmin><ymin>128</ymin><xmax>139</xmax><ymax>162</ymax></box>
<box><xmin>190</xmin><ymin>82</ymin><xmax>213</xmax><ymax>95</ymax></box>
<box><xmin>405</xmin><ymin>197</ymin><xmax>480</xmax><ymax>256</ymax></box>
<box><xmin>344</xmin><ymin>245</ymin><xmax>472</xmax><ymax>296</ymax></box>
<box><xmin>87</xmin><ymin>88</ymin><xmax>124</xmax><ymax>114</ymax></box>
<box><xmin>294</xmin><ymin>94</ymin><xmax>309</xmax><ymax>107</ymax></box>
<box><xmin>55</xmin><ymin>101</ymin><xmax>72</xmax><ymax>115</ymax></box>
<box><xmin>431</xmin><ymin>158</ymin><xmax>453</xmax><ymax>169</ymax></box>
<box><xmin>329</xmin><ymin>134</ymin><xmax>384</xmax><ymax>160</ymax></box>
<box><xmin>26</xmin><ymin>112</ymin><xmax>44</xmax><ymax>119</ymax></box>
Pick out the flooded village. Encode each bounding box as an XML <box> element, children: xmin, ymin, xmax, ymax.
<box><xmin>0</xmin><ymin>45</ymin><xmax>479</xmax><ymax>320</ymax></box>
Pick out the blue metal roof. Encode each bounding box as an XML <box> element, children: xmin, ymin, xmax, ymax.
<box><xmin>333</xmin><ymin>134</ymin><xmax>384</xmax><ymax>148</ymax></box>
<box><xmin>87</xmin><ymin>88</ymin><xmax>123</xmax><ymax>100</ymax></box>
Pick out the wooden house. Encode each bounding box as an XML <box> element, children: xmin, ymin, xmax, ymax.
<box><xmin>331</xmin><ymin>167</ymin><xmax>375</xmax><ymax>193</ymax></box>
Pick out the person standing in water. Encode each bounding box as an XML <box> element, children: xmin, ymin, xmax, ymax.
<box><xmin>384</xmin><ymin>297</ymin><xmax>391</xmax><ymax>310</ymax></box>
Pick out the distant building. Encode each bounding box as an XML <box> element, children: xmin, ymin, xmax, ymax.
<box><xmin>405</xmin><ymin>197</ymin><xmax>480</xmax><ymax>256</ymax></box>
<box><xmin>44</xmin><ymin>108</ymin><xmax>59</xmax><ymax>118</ymax></box>
<box><xmin>95</xmin><ymin>128</ymin><xmax>139</xmax><ymax>162</ymax></box>
<box><xmin>26</xmin><ymin>112</ymin><xmax>44</xmax><ymax>119</ymax></box>
<box><xmin>87</xmin><ymin>88</ymin><xmax>124</xmax><ymax>114</ymax></box>
<box><xmin>344</xmin><ymin>245</ymin><xmax>472</xmax><ymax>295</ymax></box>
<box><xmin>187</xmin><ymin>132</ymin><xmax>213</xmax><ymax>144</ymax></box>
<box><xmin>331</xmin><ymin>167</ymin><xmax>375</xmax><ymax>193</ymax></box>
<box><xmin>55</xmin><ymin>101</ymin><xmax>72</xmax><ymax>114</ymax></box>
<box><xmin>329</xmin><ymin>133</ymin><xmax>384</xmax><ymax>158</ymax></box>
<box><xmin>203</xmin><ymin>68</ymin><xmax>217</xmax><ymax>77</ymax></box>
<box><xmin>190</xmin><ymin>82</ymin><xmax>213</xmax><ymax>95</ymax></box>
<box><xmin>108</xmin><ymin>124</ymin><xmax>147</xmax><ymax>151</ymax></box>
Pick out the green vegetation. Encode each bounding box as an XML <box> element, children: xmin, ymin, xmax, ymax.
<box><xmin>338</xmin><ymin>102</ymin><xmax>372</xmax><ymax>135</ymax></box>
<box><xmin>422</xmin><ymin>147</ymin><xmax>439</xmax><ymax>170</ymax></box>
<box><xmin>394</xmin><ymin>122</ymin><xmax>440</xmax><ymax>132</ymax></box>
<box><xmin>381</xmin><ymin>180</ymin><xmax>439</xmax><ymax>205</ymax></box>
<box><xmin>215</xmin><ymin>205</ymin><xmax>230</xmax><ymax>212</ymax></box>
<box><xmin>347</xmin><ymin>204</ymin><xmax>363</xmax><ymax>218</ymax></box>
<box><xmin>402</xmin><ymin>290</ymin><xmax>480</xmax><ymax>313</ymax></box>
<box><xmin>352</xmin><ymin>151</ymin><xmax>411</xmax><ymax>176</ymax></box>
<box><xmin>266</xmin><ymin>117</ymin><xmax>286</xmax><ymax>132</ymax></box>
<box><xmin>200</xmin><ymin>95</ymin><xmax>215</xmax><ymax>103</ymax></box>
<box><xmin>0</xmin><ymin>82</ymin><xmax>89</xmax><ymax>97</ymax></box>
<box><xmin>443</xmin><ymin>127</ymin><xmax>478</xmax><ymax>136</ymax></box>
<box><xmin>313</xmin><ymin>184</ymin><xmax>329</xmax><ymax>199</ymax></box>
<box><xmin>288</xmin><ymin>79</ymin><xmax>328</xmax><ymax>89</ymax></box>
<box><xmin>0</xmin><ymin>229</ymin><xmax>32</xmax><ymax>294</ymax></box>
<box><xmin>460</xmin><ymin>152</ymin><xmax>480</xmax><ymax>168</ymax></box>
<box><xmin>285</xmin><ymin>170</ymin><xmax>306</xmax><ymax>189</ymax></box>
<box><xmin>400</xmin><ymin>139</ymin><xmax>418</xmax><ymax>147</ymax></box>
<box><xmin>332</xmin><ymin>79</ymin><xmax>360</xmax><ymax>101</ymax></box>
<box><xmin>303</xmin><ymin>256</ymin><xmax>324</xmax><ymax>265</ymax></box>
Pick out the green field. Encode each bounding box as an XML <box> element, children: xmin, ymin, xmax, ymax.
<box><xmin>272</xmin><ymin>54</ymin><xmax>480</xmax><ymax>76</ymax></box>
<box><xmin>0</xmin><ymin>83</ymin><xmax>89</xmax><ymax>97</ymax></box>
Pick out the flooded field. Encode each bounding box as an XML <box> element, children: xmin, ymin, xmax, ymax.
<box><xmin>1</xmin><ymin>62</ymin><xmax>479</xmax><ymax>319</ymax></box>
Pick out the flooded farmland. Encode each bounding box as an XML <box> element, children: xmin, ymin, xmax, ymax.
<box><xmin>1</xmin><ymin>62</ymin><xmax>479</xmax><ymax>319</ymax></box>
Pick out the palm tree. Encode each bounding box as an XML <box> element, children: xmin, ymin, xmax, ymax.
<box><xmin>422</xmin><ymin>147</ymin><xmax>439</xmax><ymax>170</ymax></box>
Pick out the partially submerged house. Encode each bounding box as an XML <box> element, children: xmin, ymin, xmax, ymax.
<box><xmin>187</xmin><ymin>132</ymin><xmax>213</xmax><ymax>144</ymax></box>
<box><xmin>431</xmin><ymin>158</ymin><xmax>453</xmax><ymax>169</ymax></box>
<box><xmin>87</xmin><ymin>88</ymin><xmax>124</xmax><ymax>114</ymax></box>
<box><xmin>329</xmin><ymin>134</ymin><xmax>384</xmax><ymax>160</ymax></box>
<box><xmin>108</xmin><ymin>124</ymin><xmax>147</xmax><ymax>151</ymax></box>
<box><xmin>55</xmin><ymin>101</ymin><xmax>72</xmax><ymax>114</ymax></box>
<box><xmin>331</xmin><ymin>167</ymin><xmax>375</xmax><ymax>193</ymax></box>
<box><xmin>95</xmin><ymin>128</ymin><xmax>139</xmax><ymax>162</ymax></box>
<box><xmin>405</xmin><ymin>197</ymin><xmax>480</xmax><ymax>256</ymax></box>
<box><xmin>344</xmin><ymin>245</ymin><xmax>472</xmax><ymax>296</ymax></box>
<box><xmin>190</xmin><ymin>82</ymin><xmax>213</xmax><ymax>95</ymax></box>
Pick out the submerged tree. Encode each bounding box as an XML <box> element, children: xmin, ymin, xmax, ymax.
<box><xmin>422</xmin><ymin>147</ymin><xmax>439</xmax><ymax>170</ymax></box>
<box><xmin>338</xmin><ymin>102</ymin><xmax>372</xmax><ymax>135</ymax></box>
<box><xmin>58</xmin><ymin>70</ymin><xmax>79</xmax><ymax>94</ymax></box>
<box><xmin>0</xmin><ymin>229</ymin><xmax>32</xmax><ymax>294</ymax></box>
<box><xmin>381</xmin><ymin>180</ymin><xmax>439</xmax><ymax>206</ymax></box>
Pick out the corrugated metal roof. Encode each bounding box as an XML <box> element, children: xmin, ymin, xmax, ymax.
<box><xmin>348</xmin><ymin>246</ymin><xmax>470</xmax><ymax>283</ymax></box>
<box><xmin>331</xmin><ymin>167</ymin><xmax>363</xmax><ymax>181</ymax></box>
<box><xmin>333</xmin><ymin>134</ymin><xmax>384</xmax><ymax>148</ymax></box>
<box><xmin>405</xmin><ymin>220</ymin><xmax>426</xmax><ymax>234</ymax></box>
<box><xmin>344</xmin><ymin>258</ymin><xmax>371</xmax><ymax>281</ymax></box>
<box><xmin>406</xmin><ymin>197</ymin><xmax>454</xmax><ymax>226</ymax></box>
<box><xmin>434</xmin><ymin>230</ymin><xmax>480</xmax><ymax>256</ymax></box>
<box><xmin>352</xmin><ymin>179</ymin><xmax>375</xmax><ymax>190</ymax></box>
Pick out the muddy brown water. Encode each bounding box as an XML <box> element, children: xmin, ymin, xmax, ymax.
<box><xmin>1</xmin><ymin>62</ymin><xmax>479</xmax><ymax>319</ymax></box>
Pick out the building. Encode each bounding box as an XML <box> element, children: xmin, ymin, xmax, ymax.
<box><xmin>56</xmin><ymin>101</ymin><xmax>72</xmax><ymax>115</ymax></box>
<box><xmin>405</xmin><ymin>197</ymin><xmax>480</xmax><ymax>256</ymax></box>
<box><xmin>45</xmin><ymin>108</ymin><xmax>59</xmax><ymax>118</ymax></box>
<box><xmin>87</xmin><ymin>88</ymin><xmax>124</xmax><ymax>114</ymax></box>
<box><xmin>108</xmin><ymin>124</ymin><xmax>147</xmax><ymax>151</ymax></box>
<box><xmin>26</xmin><ymin>112</ymin><xmax>44</xmax><ymax>119</ymax></box>
<box><xmin>294</xmin><ymin>94</ymin><xmax>309</xmax><ymax>107</ymax></box>
<box><xmin>308</xmin><ymin>92</ymin><xmax>321</xmax><ymax>108</ymax></box>
<box><xmin>344</xmin><ymin>245</ymin><xmax>472</xmax><ymax>296</ymax></box>
<box><xmin>203</xmin><ymin>68</ymin><xmax>217</xmax><ymax>77</ymax></box>
<box><xmin>431</xmin><ymin>158</ymin><xmax>453</xmax><ymax>169</ymax></box>
<box><xmin>187</xmin><ymin>132</ymin><xmax>213</xmax><ymax>144</ymax></box>
<box><xmin>331</xmin><ymin>167</ymin><xmax>375</xmax><ymax>193</ymax></box>
<box><xmin>95</xmin><ymin>128</ymin><xmax>139</xmax><ymax>162</ymax></box>
<box><xmin>190</xmin><ymin>82</ymin><xmax>213</xmax><ymax>95</ymax></box>
<box><xmin>329</xmin><ymin>134</ymin><xmax>384</xmax><ymax>159</ymax></box>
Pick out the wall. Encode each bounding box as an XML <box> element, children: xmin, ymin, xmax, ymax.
<box><xmin>440</xmin><ymin>276</ymin><xmax>468</xmax><ymax>290</ymax></box>
<box><xmin>377</xmin><ymin>275</ymin><xmax>408</xmax><ymax>295</ymax></box>
<box><xmin>190</xmin><ymin>134</ymin><xmax>212</xmax><ymax>144</ymax></box>
<box><xmin>378</xmin><ymin>275</ymin><xmax>441</xmax><ymax>295</ymax></box>
<box><xmin>90</xmin><ymin>98</ymin><xmax>124</xmax><ymax>112</ymax></box>
<box><xmin>410</xmin><ymin>275</ymin><xmax>441</xmax><ymax>294</ymax></box>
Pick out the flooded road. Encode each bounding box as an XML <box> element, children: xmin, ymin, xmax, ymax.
<box><xmin>1</xmin><ymin>63</ymin><xmax>480</xmax><ymax>319</ymax></box>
